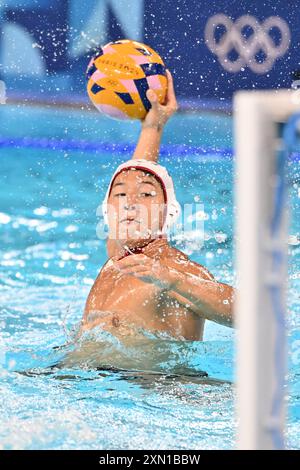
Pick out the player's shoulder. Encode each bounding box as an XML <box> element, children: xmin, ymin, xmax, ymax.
<box><xmin>162</xmin><ymin>246</ymin><xmax>215</xmax><ymax>281</ymax></box>
<box><xmin>161</xmin><ymin>245</ymin><xmax>189</xmax><ymax>262</ymax></box>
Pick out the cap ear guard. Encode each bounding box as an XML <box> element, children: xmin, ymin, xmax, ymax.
<box><xmin>101</xmin><ymin>159</ymin><xmax>181</xmax><ymax>234</ymax></box>
<box><xmin>162</xmin><ymin>200</ymin><xmax>181</xmax><ymax>234</ymax></box>
<box><xmin>102</xmin><ymin>199</ymin><xmax>109</xmax><ymax>226</ymax></box>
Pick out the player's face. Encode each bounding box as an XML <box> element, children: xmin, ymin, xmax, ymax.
<box><xmin>107</xmin><ymin>169</ymin><xmax>166</xmax><ymax>242</ymax></box>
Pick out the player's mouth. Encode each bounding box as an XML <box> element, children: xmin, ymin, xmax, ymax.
<box><xmin>120</xmin><ymin>218</ymin><xmax>141</xmax><ymax>225</ymax></box>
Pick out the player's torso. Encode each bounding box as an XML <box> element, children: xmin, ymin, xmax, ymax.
<box><xmin>84</xmin><ymin>267</ymin><xmax>204</xmax><ymax>341</ymax></box>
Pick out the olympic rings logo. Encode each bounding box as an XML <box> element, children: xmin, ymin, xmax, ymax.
<box><xmin>204</xmin><ymin>14</ymin><xmax>291</xmax><ymax>74</ymax></box>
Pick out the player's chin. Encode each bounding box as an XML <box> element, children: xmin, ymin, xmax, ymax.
<box><xmin>124</xmin><ymin>236</ymin><xmax>150</xmax><ymax>246</ymax></box>
<box><xmin>122</xmin><ymin>227</ymin><xmax>153</xmax><ymax>239</ymax></box>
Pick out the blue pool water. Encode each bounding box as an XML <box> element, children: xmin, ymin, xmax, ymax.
<box><xmin>0</xmin><ymin>104</ymin><xmax>299</xmax><ymax>449</ymax></box>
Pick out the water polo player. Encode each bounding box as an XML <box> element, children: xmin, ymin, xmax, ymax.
<box><xmin>81</xmin><ymin>70</ymin><xmax>234</xmax><ymax>340</ymax></box>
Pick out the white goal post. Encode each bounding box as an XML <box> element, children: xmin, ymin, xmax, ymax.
<box><xmin>234</xmin><ymin>90</ymin><xmax>300</xmax><ymax>450</ymax></box>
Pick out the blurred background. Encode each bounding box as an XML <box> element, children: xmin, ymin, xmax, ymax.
<box><xmin>0</xmin><ymin>0</ymin><xmax>299</xmax><ymax>109</ymax></box>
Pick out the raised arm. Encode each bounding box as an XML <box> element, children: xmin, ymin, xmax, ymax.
<box><xmin>132</xmin><ymin>69</ymin><xmax>178</xmax><ymax>162</ymax></box>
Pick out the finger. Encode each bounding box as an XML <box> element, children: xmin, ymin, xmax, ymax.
<box><xmin>135</xmin><ymin>271</ymin><xmax>168</xmax><ymax>288</ymax></box>
<box><xmin>133</xmin><ymin>270</ymin><xmax>153</xmax><ymax>280</ymax></box>
<box><xmin>115</xmin><ymin>254</ymin><xmax>149</xmax><ymax>268</ymax></box>
<box><xmin>165</xmin><ymin>69</ymin><xmax>178</xmax><ymax>109</ymax></box>
<box><xmin>120</xmin><ymin>265</ymin><xmax>151</xmax><ymax>275</ymax></box>
<box><xmin>146</xmin><ymin>89</ymin><xmax>159</xmax><ymax>109</ymax></box>
<box><xmin>120</xmin><ymin>269</ymin><xmax>154</xmax><ymax>283</ymax></box>
<box><xmin>143</xmin><ymin>238</ymin><xmax>168</xmax><ymax>255</ymax></box>
<box><xmin>118</xmin><ymin>264</ymin><xmax>152</xmax><ymax>275</ymax></box>
<box><xmin>134</xmin><ymin>270</ymin><xmax>152</xmax><ymax>277</ymax></box>
<box><xmin>116</xmin><ymin>258</ymin><xmax>147</xmax><ymax>270</ymax></box>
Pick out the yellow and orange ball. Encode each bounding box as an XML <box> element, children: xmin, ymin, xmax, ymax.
<box><xmin>86</xmin><ymin>39</ymin><xmax>167</xmax><ymax>120</ymax></box>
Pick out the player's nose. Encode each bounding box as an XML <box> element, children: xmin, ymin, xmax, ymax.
<box><xmin>122</xmin><ymin>193</ymin><xmax>139</xmax><ymax>210</ymax></box>
<box><xmin>123</xmin><ymin>201</ymin><xmax>137</xmax><ymax>211</ymax></box>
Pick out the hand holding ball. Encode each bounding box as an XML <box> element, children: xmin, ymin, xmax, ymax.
<box><xmin>86</xmin><ymin>39</ymin><xmax>168</xmax><ymax>121</ymax></box>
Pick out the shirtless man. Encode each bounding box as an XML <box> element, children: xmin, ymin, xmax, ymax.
<box><xmin>81</xmin><ymin>70</ymin><xmax>234</xmax><ymax>341</ymax></box>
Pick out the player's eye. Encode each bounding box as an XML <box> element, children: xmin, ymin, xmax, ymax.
<box><xmin>114</xmin><ymin>192</ymin><xmax>126</xmax><ymax>197</ymax></box>
<box><xmin>140</xmin><ymin>192</ymin><xmax>154</xmax><ymax>197</ymax></box>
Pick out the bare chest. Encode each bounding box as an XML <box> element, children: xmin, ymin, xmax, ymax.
<box><xmin>87</xmin><ymin>270</ymin><xmax>203</xmax><ymax>340</ymax></box>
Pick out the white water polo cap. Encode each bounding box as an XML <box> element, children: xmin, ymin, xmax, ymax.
<box><xmin>102</xmin><ymin>159</ymin><xmax>181</xmax><ymax>234</ymax></box>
